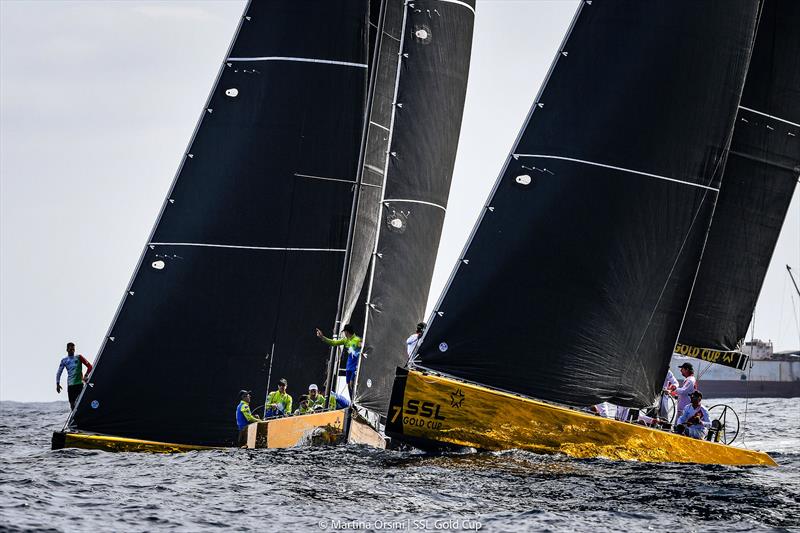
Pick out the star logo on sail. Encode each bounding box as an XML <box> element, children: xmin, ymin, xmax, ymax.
<box><xmin>450</xmin><ymin>388</ymin><xmax>465</xmax><ymax>408</ymax></box>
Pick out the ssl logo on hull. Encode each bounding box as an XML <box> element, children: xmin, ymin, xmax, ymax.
<box><xmin>391</xmin><ymin>399</ymin><xmax>446</xmax><ymax>430</ymax></box>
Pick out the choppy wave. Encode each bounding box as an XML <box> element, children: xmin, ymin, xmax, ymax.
<box><xmin>0</xmin><ymin>399</ymin><xmax>798</xmax><ymax>531</ymax></box>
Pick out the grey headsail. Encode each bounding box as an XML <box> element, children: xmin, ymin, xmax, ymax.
<box><xmin>414</xmin><ymin>1</ymin><xmax>760</xmax><ymax>408</ymax></box>
<box><xmin>676</xmin><ymin>0</ymin><xmax>800</xmax><ymax>370</ymax></box>
<box><xmin>68</xmin><ymin>0</ymin><xmax>372</xmax><ymax>446</ymax></box>
<box><xmin>344</xmin><ymin>0</ymin><xmax>476</xmax><ymax>414</ymax></box>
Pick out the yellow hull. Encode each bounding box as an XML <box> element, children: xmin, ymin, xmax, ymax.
<box><xmin>245</xmin><ymin>409</ymin><xmax>347</xmax><ymax>448</ymax></box>
<box><xmin>52</xmin><ymin>409</ymin><xmax>350</xmax><ymax>452</ymax></box>
<box><xmin>52</xmin><ymin>431</ymin><xmax>216</xmax><ymax>453</ymax></box>
<box><xmin>386</xmin><ymin>368</ymin><xmax>776</xmax><ymax>466</ymax></box>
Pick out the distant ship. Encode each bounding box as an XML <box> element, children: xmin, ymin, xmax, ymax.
<box><xmin>672</xmin><ymin>339</ymin><xmax>800</xmax><ymax>398</ymax></box>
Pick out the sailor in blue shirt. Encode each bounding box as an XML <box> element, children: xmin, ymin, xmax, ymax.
<box><xmin>675</xmin><ymin>391</ymin><xmax>710</xmax><ymax>439</ymax></box>
<box><xmin>235</xmin><ymin>390</ymin><xmax>261</xmax><ymax>431</ymax></box>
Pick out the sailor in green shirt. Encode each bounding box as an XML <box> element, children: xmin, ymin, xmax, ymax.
<box><xmin>265</xmin><ymin>378</ymin><xmax>292</xmax><ymax>417</ymax></box>
<box><xmin>295</xmin><ymin>384</ymin><xmax>326</xmax><ymax>415</ymax></box>
<box><xmin>307</xmin><ymin>384</ymin><xmax>326</xmax><ymax>411</ymax></box>
<box><xmin>316</xmin><ymin>323</ymin><xmax>362</xmax><ymax>399</ymax></box>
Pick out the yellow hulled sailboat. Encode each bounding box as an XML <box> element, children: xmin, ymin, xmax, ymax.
<box><xmin>386</xmin><ymin>0</ymin><xmax>798</xmax><ymax>466</ymax></box>
<box><xmin>386</xmin><ymin>369</ymin><xmax>776</xmax><ymax>466</ymax></box>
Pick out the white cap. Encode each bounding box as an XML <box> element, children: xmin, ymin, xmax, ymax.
<box><xmin>308</xmin><ymin>384</ymin><xmax>318</xmax><ymax>391</ymax></box>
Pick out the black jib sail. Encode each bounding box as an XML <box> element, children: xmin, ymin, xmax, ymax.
<box><xmin>676</xmin><ymin>0</ymin><xmax>800</xmax><ymax>370</ymax></box>
<box><xmin>68</xmin><ymin>0</ymin><xmax>371</xmax><ymax>446</ymax></box>
<box><xmin>413</xmin><ymin>1</ymin><xmax>760</xmax><ymax>408</ymax></box>
<box><xmin>346</xmin><ymin>0</ymin><xmax>475</xmax><ymax>413</ymax></box>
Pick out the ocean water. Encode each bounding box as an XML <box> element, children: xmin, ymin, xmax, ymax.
<box><xmin>0</xmin><ymin>398</ymin><xmax>798</xmax><ymax>532</ymax></box>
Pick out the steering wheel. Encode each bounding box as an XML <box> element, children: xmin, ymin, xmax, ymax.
<box><xmin>707</xmin><ymin>404</ymin><xmax>741</xmax><ymax>445</ymax></box>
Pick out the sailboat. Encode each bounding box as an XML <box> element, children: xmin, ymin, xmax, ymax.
<box><xmin>52</xmin><ymin>0</ymin><xmax>475</xmax><ymax>452</ymax></box>
<box><xmin>387</xmin><ymin>0</ymin><xmax>798</xmax><ymax>466</ymax></box>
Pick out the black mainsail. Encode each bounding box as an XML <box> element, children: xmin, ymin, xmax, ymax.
<box><xmin>68</xmin><ymin>1</ymin><xmax>372</xmax><ymax>446</ymax></box>
<box><xmin>413</xmin><ymin>1</ymin><xmax>761</xmax><ymax>408</ymax></box>
<box><xmin>676</xmin><ymin>0</ymin><xmax>800</xmax><ymax>369</ymax></box>
<box><xmin>337</xmin><ymin>0</ymin><xmax>475</xmax><ymax>414</ymax></box>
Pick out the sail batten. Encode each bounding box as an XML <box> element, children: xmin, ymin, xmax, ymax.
<box><xmin>512</xmin><ymin>155</ymin><xmax>722</xmax><ymax>192</ymax></box>
<box><xmin>227</xmin><ymin>56</ymin><xmax>369</xmax><ymax>68</ymax></box>
<box><xmin>148</xmin><ymin>243</ymin><xmax>347</xmax><ymax>253</ymax></box>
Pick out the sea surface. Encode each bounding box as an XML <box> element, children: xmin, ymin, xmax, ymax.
<box><xmin>0</xmin><ymin>399</ymin><xmax>798</xmax><ymax>532</ymax></box>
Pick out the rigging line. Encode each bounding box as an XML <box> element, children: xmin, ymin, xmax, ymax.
<box><xmin>356</xmin><ymin>0</ymin><xmax>411</xmax><ymax>402</ymax></box>
<box><xmin>227</xmin><ymin>56</ymin><xmax>368</xmax><ymax>69</ymax></box>
<box><xmin>328</xmin><ymin>0</ymin><xmax>389</xmax><ymax>410</ymax></box>
<box><xmin>370</xmin><ymin>121</ymin><xmax>390</xmax><ymax>132</ymax></box>
<box><xmin>148</xmin><ymin>243</ymin><xmax>346</xmax><ymax>252</ymax></box>
<box><xmin>632</xmin><ymin>186</ymin><xmax>714</xmax><ymax>355</ymax></box>
<box><xmin>513</xmin><ymin>154</ymin><xmax>720</xmax><ymax>192</ymax></box>
<box><xmin>383</xmin><ymin>198</ymin><xmax>446</xmax><ymax>212</ymax></box>
<box><xmin>738</xmin><ymin>106</ymin><xmax>800</xmax><ymax>129</ymax></box>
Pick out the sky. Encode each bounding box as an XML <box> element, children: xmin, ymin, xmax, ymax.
<box><xmin>1</xmin><ymin>1</ymin><xmax>798</xmax><ymax>402</ymax></box>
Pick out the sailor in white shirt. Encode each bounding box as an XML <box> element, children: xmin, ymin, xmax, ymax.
<box><xmin>591</xmin><ymin>402</ymin><xmax>611</xmax><ymax>417</ymax></box>
<box><xmin>675</xmin><ymin>390</ymin><xmax>710</xmax><ymax>439</ymax></box>
<box><xmin>406</xmin><ymin>322</ymin><xmax>426</xmax><ymax>364</ymax></box>
<box><xmin>674</xmin><ymin>362</ymin><xmax>697</xmax><ymax>417</ymax></box>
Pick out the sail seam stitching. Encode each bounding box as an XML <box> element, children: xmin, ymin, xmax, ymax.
<box><xmin>383</xmin><ymin>198</ymin><xmax>446</xmax><ymax>211</ymax></box>
<box><xmin>227</xmin><ymin>56</ymin><xmax>368</xmax><ymax>68</ymax></box>
<box><xmin>149</xmin><ymin>242</ymin><xmax>345</xmax><ymax>252</ymax></box>
<box><xmin>513</xmin><ymin>154</ymin><xmax>720</xmax><ymax>192</ymax></box>
<box><xmin>738</xmin><ymin>106</ymin><xmax>800</xmax><ymax>128</ymax></box>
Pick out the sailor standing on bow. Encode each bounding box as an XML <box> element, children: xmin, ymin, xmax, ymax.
<box><xmin>316</xmin><ymin>324</ymin><xmax>362</xmax><ymax>400</ymax></box>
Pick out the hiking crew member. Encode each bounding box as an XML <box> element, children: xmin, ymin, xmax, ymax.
<box><xmin>674</xmin><ymin>362</ymin><xmax>697</xmax><ymax>417</ymax></box>
<box><xmin>56</xmin><ymin>342</ymin><xmax>93</xmax><ymax>409</ymax></box>
<box><xmin>322</xmin><ymin>386</ymin><xmax>352</xmax><ymax>410</ymax></box>
<box><xmin>674</xmin><ymin>391</ymin><xmax>710</xmax><ymax>439</ymax></box>
<box><xmin>236</xmin><ymin>390</ymin><xmax>261</xmax><ymax>431</ymax></box>
<box><xmin>406</xmin><ymin>322</ymin><xmax>426</xmax><ymax>362</ymax></box>
<box><xmin>307</xmin><ymin>384</ymin><xmax>325</xmax><ymax>411</ymax></box>
<box><xmin>265</xmin><ymin>378</ymin><xmax>292</xmax><ymax>417</ymax></box>
<box><xmin>294</xmin><ymin>395</ymin><xmax>311</xmax><ymax>415</ymax></box>
<box><xmin>316</xmin><ymin>324</ymin><xmax>362</xmax><ymax>399</ymax></box>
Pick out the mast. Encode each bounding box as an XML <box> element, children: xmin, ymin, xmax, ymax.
<box><xmin>324</xmin><ymin>0</ymin><xmax>388</xmax><ymax>408</ymax></box>
<box><xmin>414</xmin><ymin>1</ymin><xmax>761</xmax><ymax>409</ymax></box>
<box><xmin>68</xmin><ymin>1</ymin><xmax>373</xmax><ymax>446</ymax></box>
<box><xmin>347</xmin><ymin>0</ymin><xmax>477</xmax><ymax>414</ymax></box>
